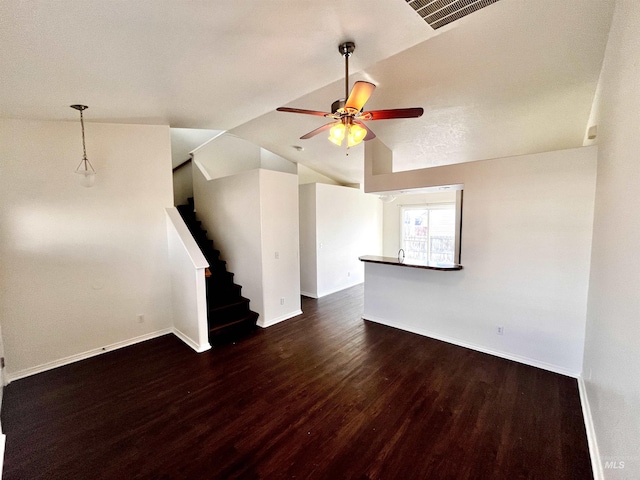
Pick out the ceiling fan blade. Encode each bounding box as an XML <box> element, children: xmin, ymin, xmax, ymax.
<box><xmin>300</xmin><ymin>122</ymin><xmax>335</xmax><ymax>140</ymax></box>
<box><xmin>345</xmin><ymin>81</ymin><xmax>376</xmax><ymax>112</ymax></box>
<box><xmin>277</xmin><ymin>107</ymin><xmax>331</xmax><ymax>117</ymax></box>
<box><xmin>354</xmin><ymin>120</ymin><xmax>376</xmax><ymax>141</ymax></box>
<box><xmin>360</xmin><ymin>107</ymin><xmax>424</xmax><ymax>120</ymax></box>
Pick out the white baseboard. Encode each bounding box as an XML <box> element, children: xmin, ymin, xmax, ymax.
<box><xmin>172</xmin><ymin>327</ymin><xmax>211</xmax><ymax>353</ymax></box>
<box><xmin>259</xmin><ymin>310</ymin><xmax>303</xmax><ymax>328</ymax></box>
<box><xmin>5</xmin><ymin>328</ymin><xmax>173</xmax><ymax>383</ymax></box>
<box><xmin>0</xmin><ymin>433</ymin><xmax>5</xmax><ymax>479</ymax></box>
<box><xmin>578</xmin><ymin>376</ymin><xmax>603</xmax><ymax>479</ymax></box>
<box><xmin>300</xmin><ymin>291</ymin><xmax>318</xmax><ymax>299</ymax></box>
<box><xmin>316</xmin><ymin>282</ymin><xmax>363</xmax><ymax>299</ymax></box>
<box><xmin>362</xmin><ymin>314</ymin><xmax>580</xmax><ymax>378</ymax></box>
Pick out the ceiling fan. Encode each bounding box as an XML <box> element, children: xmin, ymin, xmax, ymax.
<box><xmin>277</xmin><ymin>42</ymin><xmax>424</xmax><ymax>148</ymax></box>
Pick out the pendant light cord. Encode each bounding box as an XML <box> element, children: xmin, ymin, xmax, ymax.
<box><xmin>80</xmin><ymin>109</ymin><xmax>88</xmax><ymax>161</ymax></box>
<box><xmin>71</xmin><ymin>104</ymin><xmax>95</xmax><ymax>174</ymax></box>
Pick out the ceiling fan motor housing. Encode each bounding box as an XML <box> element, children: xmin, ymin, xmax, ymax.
<box><xmin>331</xmin><ymin>99</ymin><xmax>346</xmax><ymax>114</ymax></box>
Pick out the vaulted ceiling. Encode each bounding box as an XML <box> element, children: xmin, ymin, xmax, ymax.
<box><xmin>1</xmin><ymin>0</ymin><xmax>615</xmax><ymax>184</ymax></box>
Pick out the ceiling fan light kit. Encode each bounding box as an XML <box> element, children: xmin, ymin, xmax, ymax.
<box><xmin>277</xmin><ymin>42</ymin><xmax>424</xmax><ymax>148</ymax></box>
<box><xmin>328</xmin><ymin>117</ymin><xmax>368</xmax><ymax>147</ymax></box>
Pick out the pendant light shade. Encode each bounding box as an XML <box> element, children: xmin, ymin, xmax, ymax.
<box><xmin>347</xmin><ymin>123</ymin><xmax>366</xmax><ymax>147</ymax></box>
<box><xmin>328</xmin><ymin>122</ymin><xmax>346</xmax><ymax>146</ymax></box>
<box><xmin>70</xmin><ymin>104</ymin><xmax>96</xmax><ymax>187</ymax></box>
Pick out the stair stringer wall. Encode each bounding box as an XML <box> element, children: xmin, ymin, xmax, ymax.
<box><xmin>193</xmin><ymin>165</ymin><xmax>265</xmax><ymax>320</ymax></box>
<box><xmin>193</xmin><ymin>162</ymin><xmax>302</xmax><ymax>327</ymax></box>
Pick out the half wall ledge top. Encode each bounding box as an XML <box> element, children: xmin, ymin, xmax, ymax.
<box><xmin>359</xmin><ymin>255</ymin><xmax>463</xmax><ymax>271</ymax></box>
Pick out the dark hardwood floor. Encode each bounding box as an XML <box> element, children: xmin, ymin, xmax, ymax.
<box><xmin>1</xmin><ymin>285</ymin><xmax>592</xmax><ymax>479</ymax></box>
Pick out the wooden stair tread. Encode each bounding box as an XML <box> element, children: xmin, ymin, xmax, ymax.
<box><xmin>208</xmin><ymin>312</ymin><xmax>258</xmax><ymax>333</ymax></box>
<box><xmin>208</xmin><ymin>297</ymin><xmax>249</xmax><ymax>313</ymax></box>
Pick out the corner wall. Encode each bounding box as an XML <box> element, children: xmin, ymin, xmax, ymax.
<box><xmin>583</xmin><ymin>1</ymin><xmax>640</xmax><ymax>477</ymax></box>
<box><xmin>299</xmin><ymin>184</ymin><xmax>383</xmax><ymax>298</ymax></box>
<box><xmin>0</xmin><ymin>119</ymin><xmax>174</xmax><ymax>378</ymax></box>
<box><xmin>299</xmin><ymin>184</ymin><xmax>317</xmax><ymax>297</ymax></box>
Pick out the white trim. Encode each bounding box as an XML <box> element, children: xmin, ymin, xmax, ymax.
<box><xmin>362</xmin><ymin>314</ymin><xmax>580</xmax><ymax>378</ymax></box>
<box><xmin>189</xmin><ymin>130</ymin><xmax>226</xmax><ymax>156</ymax></box>
<box><xmin>258</xmin><ymin>310</ymin><xmax>303</xmax><ymax>328</ymax></box>
<box><xmin>5</xmin><ymin>328</ymin><xmax>172</xmax><ymax>383</ymax></box>
<box><xmin>194</xmin><ymin>269</ymin><xmax>211</xmax><ymax>352</ymax></box>
<box><xmin>578</xmin><ymin>376</ymin><xmax>603</xmax><ymax>479</ymax></box>
<box><xmin>300</xmin><ymin>291</ymin><xmax>318</xmax><ymax>299</ymax></box>
<box><xmin>0</xmin><ymin>433</ymin><xmax>5</xmax><ymax>479</ymax></box>
<box><xmin>172</xmin><ymin>327</ymin><xmax>211</xmax><ymax>353</ymax></box>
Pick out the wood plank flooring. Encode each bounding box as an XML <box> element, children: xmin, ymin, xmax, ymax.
<box><xmin>1</xmin><ymin>285</ymin><xmax>592</xmax><ymax>479</ymax></box>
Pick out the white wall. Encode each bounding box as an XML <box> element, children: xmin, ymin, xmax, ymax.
<box><xmin>193</xmin><ymin>166</ymin><xmax>264</xmax><ymax>317</ymax></box>
<box><xmin>170</xmin><ymin>128</ymin><xmax>222</xmax><ymax>168</ymax></box>
<box><xmin>192</xmin><ymin>164</ymin><xmax>301</xmax><ymax>326</ymax></box>
<box><xmin>299</xmin><ymin>183</ymin><xmax>383</xmax><ymax>298</ymax></box>
<box><xmin>582</xmin><ymin>1</ymin><xmax>640</xmax><ymax>477</ymax></box>
<box><xmin>194</xmin><ymin>134</ymin><xmax>261</xmax><ymax>180</ymax></box>
<box><xmin>259</xmin><ymin>170</ymin><xmax>302</xmax><ymax>326</ymax></box>
<box><xmin>297</xmin><ymin>164</ymin><xmax>341</xmax><ymax>186</ymax></box>
<box><xmin>363</xmin><ymin>146</ymin><xmax>597</xmax><ymax>376</ymax></box>
<box><xmin>382</xmin><ymin>191</ymin><xmax>456</xmax><ymax>257</ymax></box>
<box><xmin>260</xmin><ymin>149</ymin><xmax>297</xmax><ymax>175</ymax></box>
<box><xmin>0</xmin><ymin>119</ymin><xmax>174</xmax><ymax>379</ymax></box>
<box><xmin>193</xmin><ymin>133</ymin><xmax>298</xmax><ymax>181</ymax></box>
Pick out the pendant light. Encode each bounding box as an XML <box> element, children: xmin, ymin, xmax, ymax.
<box><xmin>70</xmin><ymin>104</ymin><xmax>96</xmax><ymax>187</ymax></box>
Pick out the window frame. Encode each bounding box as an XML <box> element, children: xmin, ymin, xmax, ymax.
<box><xmin>399</xmin><ymin>202</ymin><xmax>457</xmax><ymax>264</ymax></box>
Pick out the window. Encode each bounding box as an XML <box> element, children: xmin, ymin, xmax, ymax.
<box><xmin>401</xmin><ymin>203</ymin><xmax>456</xmax><ymax>263</ymax></box>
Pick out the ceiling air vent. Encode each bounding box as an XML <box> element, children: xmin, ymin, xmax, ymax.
<box><xmin>406</xmin><ymin>0</ymin><xmax>501</xmax><ymax>30</ymax></box>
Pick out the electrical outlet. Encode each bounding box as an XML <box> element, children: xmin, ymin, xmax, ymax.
<box><xmin>280</xmin><ymin>297</ymin><xmax>285</xmax><ymax>305</ymax></box>
<box><xmin>275</xmin><ymin>251</ymin><xmax>279</xmax><ymax>259</ymax></box>
<box><xmin>496</xmin><ymin>326</ymin><xmax>504</xmax><ymax>335</ymax></box>
<box><xmin>137</xmin><ymin>314</ymin><xmax>145</xmax><ymax>323</ymax></box>
<box><xmin>347</xmin><ymin>271</ymin><xmax>351</xmax><ymax>277</ymax></box>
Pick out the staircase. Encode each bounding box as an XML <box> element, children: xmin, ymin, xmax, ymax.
<box><xmin>177</xmin><ymin>198</ymin><xmax>259</xmax><ymax>343</ymax></box>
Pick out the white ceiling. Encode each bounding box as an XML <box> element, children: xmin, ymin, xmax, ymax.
<box><xmin>1</xmin><ymin>0</ymin><xmax>615</xmax><ymax>185</ymax></box>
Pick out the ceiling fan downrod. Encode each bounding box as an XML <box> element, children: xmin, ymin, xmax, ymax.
<box><xmin>339</xmin><ymin>42</ymin><xmax>356</xmax><ymax>101</ymax></box>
